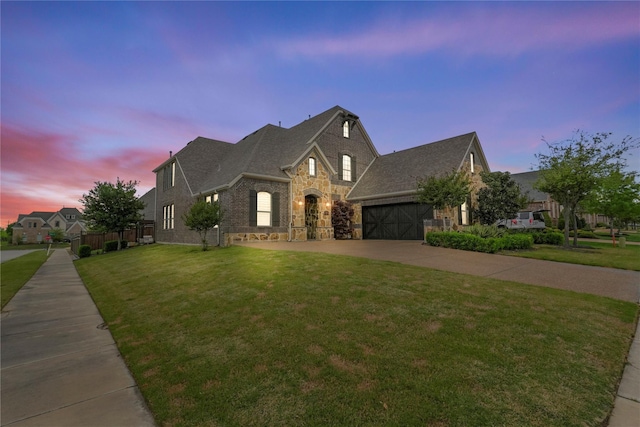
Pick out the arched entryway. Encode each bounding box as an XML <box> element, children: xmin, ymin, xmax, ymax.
<box><xmin>305</xmin><ymin>195</ymin><xmax>319</xmax><ymax>240</ymax></box>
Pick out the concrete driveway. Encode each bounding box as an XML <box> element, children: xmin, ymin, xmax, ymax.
<box><xmin>237</xmin><ymin>240</ymin><xmax>640</xmax><ymax>303</ymax></box>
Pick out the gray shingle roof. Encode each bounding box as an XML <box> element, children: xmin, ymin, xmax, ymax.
<box><xmin>165</xmin><ymin>106</ymin><xmax>358</xmax><ymax>195</ymax></box>
<box><xmin>348</xmin><ymin>132</ymin><xmax>481</xmax><ymax>200</ymax></box>
<box><xmin>510</xmin><ymin>170</ymin><xmax>548</xmax><ymax>201</ymax></box>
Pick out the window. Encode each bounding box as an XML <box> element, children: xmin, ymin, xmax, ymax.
<box><xmin>309</xmin><ymin>157</ymin><xmax>316</xmax><ymax>176</ymax></box>
<box><xmin>163</xmin><ymin>162</ymin><xmax>176</xmax><ymax>190</ymax></box>
<box><xmin>163</xmin><ymin>204</ymin><xmax>174</xmax><ymax>229</ymax></box>
<box><xmin>342</xmin><ymin>155</ymin><xmax>352</xmax><ymax>182</ymax></box>
<box><xmin>343</xmin><ymin>121</ymin><xmax>350</xmax><ymax>138</ymax></box>
<box><xmin>205</xmin><ymin>193</ymin><xmax>218</xmax><ymax>203</ymax></box>
<box><xmin>460</xmin><ymin>201</ymin><xmax>469</xmax><ymax>225</ymax></box>
<box><xmin>250</xmin><ymin>190</ymin><xmax>279</xmax><ymax>227</ymax></box>
<box><xmin>257</xmin><ymin>192</ymin><xmax>271</xmax><ymax>226</ymax></box>
<box><xmin>55</xmin><ymin>221</ymin><xmax>60</xmax><ymax>227</ymax></box>
<box><xmin>470</xmin><ymin>152</ymin><xmax>475</xmax><ymax>174</ymax></box>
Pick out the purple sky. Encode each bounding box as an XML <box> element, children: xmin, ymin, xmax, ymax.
<box><xmin>2</xmin><ymin>1</ymin><xmax>638</xmax><ymax>227</ymax></box>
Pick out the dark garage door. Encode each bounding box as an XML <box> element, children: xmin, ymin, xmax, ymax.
<box><xmin>363</xmin><ymin>203</ymin><xmax>433</xmax><ymax>240</ymax></box>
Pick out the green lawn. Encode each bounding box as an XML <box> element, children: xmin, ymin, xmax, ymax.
<box><xmin>1</xmin><ymin>250</ymin><xmax>49</xmax><ymax>308</ymax></box>
<box><xmin>76</xmin><ymin>244</ymin><xmax>638</xmax><ymax>427</ymax></box>
<box><xmin>593</xmin><ymin>230</ymin><xmax>640</xmax><ymax>243</ymax></box>
<box><xmin>503</xmin><ymin>241</ymin><xmax>640</xmax><ymax>271</ymax></box>
<box><xmin>0</xmin><ymin>242</ymin><xmax>69</xmax><ymax>251</ymax></box>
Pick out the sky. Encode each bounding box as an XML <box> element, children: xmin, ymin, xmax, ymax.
<box><xmin>1</xmin><ymin>1</ymin><xmax>639</xmax><ymax>227</ymax></box>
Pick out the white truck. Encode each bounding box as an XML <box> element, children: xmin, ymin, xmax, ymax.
<box><xmin>496</xmin><ymin>211</ymin><xmax>546</xmax><ymax>230</ymax></box>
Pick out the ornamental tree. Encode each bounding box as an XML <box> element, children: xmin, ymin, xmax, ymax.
<box><xmin>332</xmin><ymin>199</ymin><xmax>354</xmax><ymax>239</ymax></box>
<box><xmin>183</xmin><ymin>199</ymin><xmax>223</xmax><ymax>250</ymax></box>
<box><xmin>535</xmin><ymin>131</ymin><xmax>638</xmax><ymax>247</ymax></box>
<box><xmin>80</xmin><ymin>178</ymin><xmax>144</xmax><ymax>251</ymax></box>
<box><xmin>475</xmin><ymin>171</ymin><xmax>530</xmax><ymax>225</ymax></box>
<box><xmin>583</xmin><ymin>167</ymin><xmax>640</xmax><ymax>235</ymax></box>
<box><xmin>417</xmin><ymin>169</ymin><xmax>471</xmax><ymax>222</ymax></box>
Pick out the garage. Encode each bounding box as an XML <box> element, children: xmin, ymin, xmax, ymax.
<box><xmin>362</xmin><ymin>203</ymin><xmax>433</xmax><ymax>240</ymax></box>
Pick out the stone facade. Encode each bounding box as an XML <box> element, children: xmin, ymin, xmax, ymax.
<box><xmin>152</xmin><ymin>106</ymin><xmax>492</xmax><ymax>245</ymax></box>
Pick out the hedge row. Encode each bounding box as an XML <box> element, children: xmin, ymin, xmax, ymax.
<box><xmin>425</xmin><ymin>232</ymin><xmax>534</xmax><ymax>253</ymax></box>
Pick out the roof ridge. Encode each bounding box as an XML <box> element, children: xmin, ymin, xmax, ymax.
<box><xmin>379</xmin><ymin>132</ymin><xmax>477</xmax><ymax>157</ymax></box>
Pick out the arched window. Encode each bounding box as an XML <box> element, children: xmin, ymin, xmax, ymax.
<box><xmin>343</xmin><ymin>121</ymin><xmax>350</xmax><ymax>138</ymax></box>
<box><xmin>342</xmin><ymin>154</ymin><xmax>352</xmax><ymax>182</ymax></box>
<box><xmin>257</xmin><ymin>192</ymin><xmax>271</xmax><ymax>226</ymax></box>
<box><xmin>309</xmin><ymin>157</ymin><xmax>316</xmax><ymax>176</ymax></box>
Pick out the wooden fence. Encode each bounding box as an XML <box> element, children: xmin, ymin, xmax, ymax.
<box><xmin>71</xmin><ymin>221</ymin><xmax>155</xmax><ymax>254</ymax></box>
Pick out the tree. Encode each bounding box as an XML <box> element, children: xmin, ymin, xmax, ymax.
<box><xmin>80</xmin><ymin>178</ymin><xmax>144</xmax><ymax>250</ymax></box>
<box><xmin>583</xmin><ymin>167</ymin><xmax>640</xmax><ymax>235</ymax></box>
<box><xmin>182</xmin><ymin>199</ymin><xmax>223</xmax><ymax>250</ymax></box>
<box><xmin>332</xmin><ymin>200</ymin><xmax>354</xmax><ymax>239</ymax></box>
<box><xmin>475</xmin><ymin>171</ymin><xmax>530</xmax><ymax>225</ymax></box>
<box><xmin>49</xmin><ymin>228</ymin><xmax>65</xmax><ymax>243</ymax></box>
<box><xmin>535</xmin><ymin>131</ymin><xmax>638</xmax><ymax>248</ymax></box>
<box><xmin>417</xmin><ymin>169</ymin><xmax>471</xmax><ymax>223</ymax></box>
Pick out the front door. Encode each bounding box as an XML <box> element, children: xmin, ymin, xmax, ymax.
<box><xmin>305</xmin><ymin>195</ymin><xmax>318</xmax><ymax>240</ymax></box>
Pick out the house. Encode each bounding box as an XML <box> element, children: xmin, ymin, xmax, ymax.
<box><xmin>12</xmin><ymin>207</ymin><xmax>86</xmax><ymax>244</ymax></box>
<box><xmin>511</xmin><ymin>170</ymin><xmax>607</xmax><ymax>228</ymax></box>
<box><xmin>151</xmin><ymin>105</ymin><xmax>491</xmax><ymax>245</ymax></box>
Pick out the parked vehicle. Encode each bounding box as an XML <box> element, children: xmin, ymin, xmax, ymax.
<box><xmin>496</xmin><ymin>211</ymin><xmax>547</xmax><ymax>230</ymax></box>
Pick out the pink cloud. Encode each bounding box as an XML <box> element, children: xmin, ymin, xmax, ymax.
<box><xmin>276</xmin><ymin>4</ymin><xmax>639</xmax><ymax>59</ymax></box>
<box><xmin>0</xmin><ymin>124</ymin><xmax>166</xmax><ymax>226</ymax></box>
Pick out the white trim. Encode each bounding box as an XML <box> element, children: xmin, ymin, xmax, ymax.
<box><xmin>281</xmin><ymin>142</ymin><xmax>337</xmax><ymax>175</ymax></box>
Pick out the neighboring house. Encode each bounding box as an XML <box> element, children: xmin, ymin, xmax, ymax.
<box><xmin>152</xmin><ymin>105</ymin><xmax>491</xmax><ymax>245</ymax></box>
<box><xmin>12</xmin><ymin>207</ymin><xmax>86</xmax><ymax>244</ymax></box>
<box><xmin>139</xmin><ymin>188</ymin><xmax>156</xmax><ymax>221</ymax></box>
<box><xmin>510</xmin><ymin>170</ymin><xmax>606</xmax><ymax>227</ymax></box>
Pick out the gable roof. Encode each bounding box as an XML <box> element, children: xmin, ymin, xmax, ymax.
<box><xmin>15</xmin><ymin>208</ymin><xmax>84</xmax><ymax>230</ymax></box>
<box><xmin>16</xmin><ymin>211</ymin><xmax>54</xmax><ymax>226</ymax></box>
<box><xmin>348</xmin><ymin>132</ymin><xmax>487</xmax><ymax>201</ymax></box>
<box><xmin>510</xmin><ymin>170</ymin><xmax>548</xmax><ymax>201</ymax></box>
<box><xmin>160</xmin><ymin>105</ymin><xmax>372</xmax><ymax>196</ymax></box>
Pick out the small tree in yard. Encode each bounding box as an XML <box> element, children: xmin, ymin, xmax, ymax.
<box><xmin>332</xmin><ymin>200</ymin><xmax>354</xmax><ymax>239</ymax></box>
<box><xmin>183</xmin><ymin>199</ymin><xmax>223</xmax><ymax>250</ymax></box>
<box><xmin>583</xmin><ymin>167</ymin><xmax>640</xmax><ymax>236</ymax></box>
<box><xmin>475</xmin><ymin>171</ymin><xmax>530</xmax><ymax>225</ymax></box>
<box><xmin>80</xmin><ymin>178</ymin><xmax>144</xmax><ymax>251</ymax></box>
<box><xmin>535</xmin><ymin>130</ymin><xmax>638</xmax><ymax>248</ymax></box>
<box><xmin>417</xmin><ymin>169</ymin><xmax>471</xmax><ymax>223</ymax></box>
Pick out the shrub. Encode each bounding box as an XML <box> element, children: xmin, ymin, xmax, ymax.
<box><xmin>104</xmin><ymin>240</ymin><xmax>128</xmax><ymax>252</ymax></box>
<box><xmin>78</xmin><ymin>245</ymin><xmax>92</xmax><ymax>258</ymax></box>
<box><xmin>533</xmin><ymin>231</ymin><xmax>564</xmax><ymax>245</ymax></box>
<box><xmin>461</xmin><ymin>224</ymin><xmax>505</xmax><ymax>238</ymax></box>
<box><xmin>501</xmin><ymin>234</ymin><xmax>534</xmax><ymax>250</ymax></box>
<box><xmin>332</xmin><ymin>200</ymin><xmax>355</xmax><ymax>239</ymax></box>
<box><xmin>425</xmin><ymin>231</ymin><xmax>533</xmax><ymax>253</ymax></box>
<box><xmin>425</xmin><ymin>232</ymin><xmax>502</xmax><ymax>253</ymax></box>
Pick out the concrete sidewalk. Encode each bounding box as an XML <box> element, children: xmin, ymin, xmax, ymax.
<box><xmin>1</xmin><ymin>249</ymin><xmax>155</xmax><ymax>426</ymax></box>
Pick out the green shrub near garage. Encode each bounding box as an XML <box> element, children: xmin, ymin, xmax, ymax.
<box><xmin>425</xmin><ymin>231</ymin><xmax>533</xmax><ymax>253</ymax></box>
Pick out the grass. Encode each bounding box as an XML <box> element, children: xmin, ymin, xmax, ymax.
<box><xmin>593</xmin><ymin>230</ymin><xmax>640</xmax><ymax>243</ymax></box>
<box><xmin>503</xmin><ymin>241</ymin><xmax>640</xmax><ymax>271</ymax></box>
<box><xmin>1</xmin><ymin>250</ymin><xmax>49</xmax><ymax>308</ymax></box>
<box><xmin>0</xmin><ymin>242</ymin><xmax>69</xmax><ymax>250</ymax></box>
<box><xmin>75</xmin><ymin>244</ymin><xmax>638</xmax><ymax>427</ymax></box>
